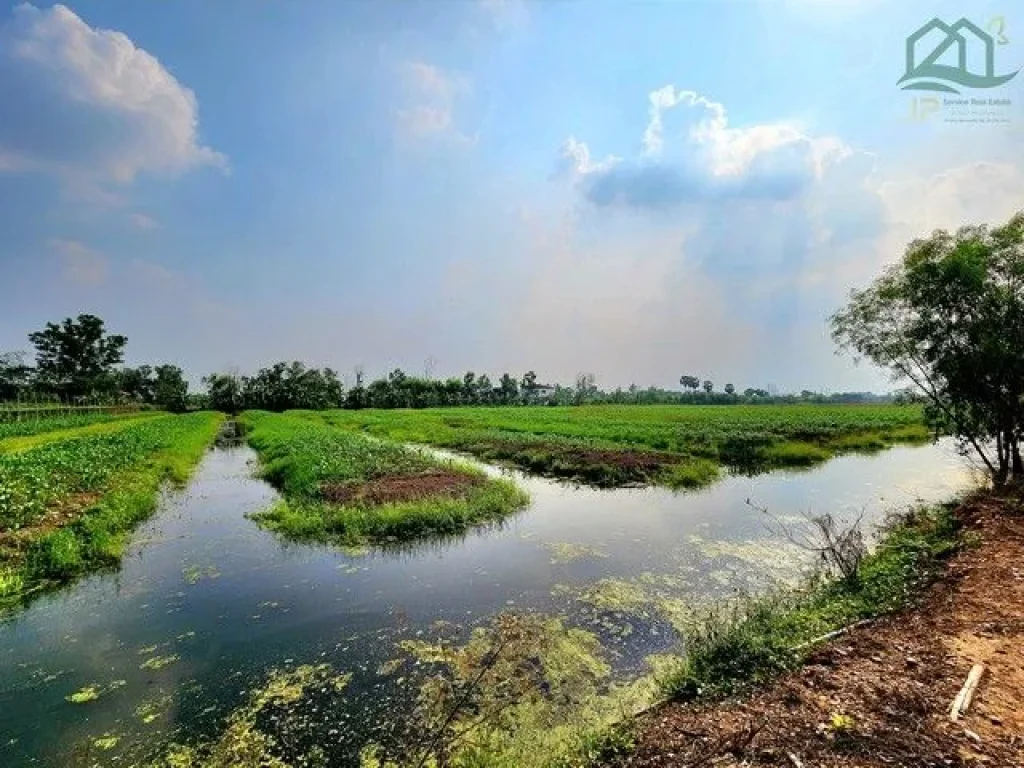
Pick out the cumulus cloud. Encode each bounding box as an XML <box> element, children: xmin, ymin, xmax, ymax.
<box><xmin>396</xmin><ymin>60</ymin><xmax>475</xmax><ymax>145</ymax></box>
<box><xmin>567</xmin><ymin>85</ymin><xmax>854</xmax><ymax>211</ymax></box>
<box><xmin>0</xmin><ymin>3</ymin><xmax>225</xmax><ymax>187</ymax></box>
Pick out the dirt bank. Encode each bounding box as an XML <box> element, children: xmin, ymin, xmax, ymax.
<box><xmin>610</xmin><ymin>495</ymin><xmax>1024</xmax><ymax>767</ymax></box>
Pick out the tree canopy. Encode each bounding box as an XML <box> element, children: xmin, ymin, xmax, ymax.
<box><xmin>832</xmin><ymin>211</ymin><xmax>1024</xmax><ymax>487</ymax></box>
<box><xmin>28</xmin><ymin>314</ymin><xmax>127</xmax><ymax>399</ymax></box>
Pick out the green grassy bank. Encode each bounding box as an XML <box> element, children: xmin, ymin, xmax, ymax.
<box><xmin>321</xmin><ymin>405</ymin><xmax>930</xmax><ymax>488</ymax></box>
<box><xmin>240</xmin><ymin>410</ymin><xmax>529</xmax><ymax>545</ymax></box>
<box><xmin>0</xmin><ymin>412</ymin><xmax>223</xmax><ymax>610</ymax></box>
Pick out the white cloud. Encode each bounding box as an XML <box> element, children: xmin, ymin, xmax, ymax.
<box><xmin>129</xmin><ymin>212</ymin><xmax>160</xmax><ymax>231</ymax></box>
<box><xmin>50</xmin><ymin>238</ymin><xmax>108</xmax><ymax>285</ymax></box>
<box><xmin>0</xmin><ymin>3</ymin><xmax>226</xmax><ymax>186</ymax></box>
<box><xmin>557</xmin><ymin>136</ymin><xmax>619</xmax><ymax>176</ymax></box>
<box><xmin>641</xmin><ymin>85</ymin><xmax>848</xmax><ymax>179</ymax></box>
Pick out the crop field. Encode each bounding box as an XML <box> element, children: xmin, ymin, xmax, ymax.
<box><xmin>321</xmin><ymin>404</ymin><xmax>930</xmax><ymax>487</ymax></box>
<box><xmin>0</xmin><ymin>409</ymin><xmax>154</xmax><ymax>445</ymax></box>
<box><xmin>0</xmin><ymin>411</ymin><xmax>223</xmax><ymax>607</ymax></box>
<box><xmin>240</xmin><ymin>410</ymin><xmax>529</xmax><ymax>544</ymax></box>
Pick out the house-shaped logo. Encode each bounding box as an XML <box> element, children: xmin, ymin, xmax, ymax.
<box><xmin>899</xmin><ymin>17</ymin><xmax>1019</xmax><ymax>93</ymax></box>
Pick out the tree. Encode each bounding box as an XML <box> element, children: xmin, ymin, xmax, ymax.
<box><xmin>119</xmin><ymin>365</ymin><xmax>155</xmax><ymax>402</ymax></box>
<box><xmin>346</xmin><ymin>365</ymin><xmax>367</xmax><ymax>409</ymax></box>
<box><xmin>724</xmin><ymin>383</ymin><xmax>735</xmax><ymax>396</ymax></box>
<box><xmin>154</xmin><ymin>365</ymin><xmax>189</xmax><ymax>412</ymax></box>
<box><xmin>702</xmin><ymin>380</ymin><xmax>713</xmax><ymax>394</ymax></box>
<box><xmin>29</xmin><ymin>314</ymin><xmax>127</xmax><ymax>399</ymax></box>
<box><xmin>498</xmin><ymin>373</ymin><xmax>519</xmax><ymax>404</ymax></box>
<box><xmin>832</xmin><ymin>212</ymin><xmax>1024</xmax><ymax>487</ymax></box>
<box><xmin>574</xmin><ymin>372</ymin><xmax>596</xmax><ymax>405</ymax></box>
<box><xmin>203</xmin><ymin>372</ymin><xmax>244</xmax><ymax>414</ymax></box>
<box><xmin>0</xmin><ymin>351</ymin><xmax>33</xmax><ymax>401</ymax></box>
<box><xmin>521</xmin><ymin>371</ymin><xmax>538</xmax><ymax>403</ymax></box>
<box><xmin>679</xmin><ymin>375</ymin><xmax>700</xmax><ymax>392</ymax></box>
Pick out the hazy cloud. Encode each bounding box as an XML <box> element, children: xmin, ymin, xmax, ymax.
<box><xmin>0</xmin><ymin>4</ymin><xmax>226</xmax><ymax>187</ymax></box>
<box><xmin>396</xmin><ymin>60</ymin><xmax>475</xmax><ymax>145</ymax></box>
<box><xmin>128</xmin><ymin>213</ymin><xmax>160</xmax><ymax>231</ymax></box>
<box><xmin>50</xmin><ymin>238</ymin><xmax>108</xmax><ymax>285</ymax></box>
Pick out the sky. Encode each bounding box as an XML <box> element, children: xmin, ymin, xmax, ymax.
<box><xmin>0</xmin><ymin>0</ymin><xmax>1022</xmax><ymax>393</ymax></box>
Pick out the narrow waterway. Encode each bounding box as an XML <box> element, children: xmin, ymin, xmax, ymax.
<box><xmin>0</xmin><ymin>439</ymin><xmax>976</xmax><ymax>766</ymax></box>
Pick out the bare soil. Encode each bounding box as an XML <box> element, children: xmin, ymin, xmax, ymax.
<box><xmin>320</xmin><ymin>470</ymin><xmax>483</xmax><ymax>506</ymax></box>
<box><xmin>610</xmin><ymin>495</ymin><xmax>1024</xmax><ymax>768</ymax></box>
<box><xmin>475</xmin><ymin>439</ymin><xmax>676</xmax><ymax>471</ymax></box>
<box><xmin>0</xmin><ymin>491</ymin><xmax>102</xmax><ymax>552</ymax></box>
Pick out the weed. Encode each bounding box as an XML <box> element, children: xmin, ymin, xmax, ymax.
<box><xmin>660</xmin><ymin>504</ymin><xmax>961</xmax><ymax>701</ymax></box>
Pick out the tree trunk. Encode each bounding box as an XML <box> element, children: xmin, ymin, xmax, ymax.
<box><xmin>1012</xmin><ymin>435</ymin><xmax>1024</xmax><ymax>486</ymax></box>
<box><xmin>994</xmin><ymin>432</ymin><xmax>1010</xmax><ymax>488</ymax></box>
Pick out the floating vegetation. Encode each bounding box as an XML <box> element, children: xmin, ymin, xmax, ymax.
<box><xmin>65</xmin><ymin>679</ymin><xmax>126</xmax><ymax>704</ymax></box>
<box><xmin>140</xmin><ymin>654</ymin><xmax>180</xmax><ymax>671</ymax></box>
<box><xmin>182</xmin><ymin>564</ymin><xmax>221</xmax><ymax>585</ymax></box>
<box><xmin>682</xmin><ymin>534</ymin><xmax>808</xmax><ymax>586</ymax></box>
<box><xmin>66</xmin><ymin>685</ymin><xmax>99</xmax><ymax>704</ymax></box>
<box><xmin>147</xmin><ymin>664</ymin><xmax>352</xmax><ymax>767</ymax></box>
<box><xmin>365</xmin><ymin>611</ymin><xmax>660</xmax><ymax>767</ymax></box>
<box><xmin>376</xmin><ymin>658</ymin><xmax>404</xmax><ymax>676</ymax></box>
<box><xmin>93</xmin><ymin>734</ymin><xmax>120</xmax><ymax>750</ymax></box>
<box><xmin>136</xmin><ymin>695</ymin><xmax>172</xmax><ymax>724</ymax></box>
<box><xmin>544</xmin><ymin>541</ymin><xmax>609</xmax><ymax>564</ymax></box>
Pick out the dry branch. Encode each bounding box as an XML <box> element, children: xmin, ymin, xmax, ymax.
<box><xmin>949</xmin><ymin>664</ymin><xmax>985</xmax><ymax>722</ymax></box>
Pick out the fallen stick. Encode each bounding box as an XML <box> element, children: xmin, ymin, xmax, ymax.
<box><xmin>791</xmin><ymin>619</ymin><xmax>872</xmax><ymax>651</ymax></box>
<box><xmin>949</xmin><ymin>664</ymin><xmax>985</xmax><ymax>722</ymax></box>
<box><xmin>787</xmin><ymin>752</ymin><xmax>805</xmax><ymax>768</ymax></box>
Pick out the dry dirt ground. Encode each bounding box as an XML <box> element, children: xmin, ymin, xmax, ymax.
<box><xmin>611</xmin><ymin>496</ymin><xmax>1024</xmax><ymax>768</ymax></box>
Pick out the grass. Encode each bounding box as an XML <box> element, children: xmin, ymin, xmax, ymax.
<box><xmin>0</xmin><ymin>412</ymin><xmax>223</xmax><ymax>609</ymax></box>
<box><xmin>660</xmin><ymin>501</ymin><xmax>962</xmax><ymax>700</ymax></box>
<box><xmin>320</xmin><ymin>405</ymin><xmax>930</xmax><ymax>488</ymax></box>
<box><xmin>240</xmin><ymin>411</ymin><xmax>529</xmax><ymax>545</ymax></box>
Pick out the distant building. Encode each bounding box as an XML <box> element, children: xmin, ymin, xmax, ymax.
<box><xmin>534</xmin><ymin>385</ymin><xmax>556</xmax><ymax>401</ymax></box>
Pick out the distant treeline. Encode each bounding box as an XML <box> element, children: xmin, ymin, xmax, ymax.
<box><xmin>202</xmin><ymin>366</ymin><xmax>908</xmax><ymax>413</ymax></box>
<box><xmin>2</xmin><ymin>314</ymin><xmax>910</xmax><ymax>414</ymax></box>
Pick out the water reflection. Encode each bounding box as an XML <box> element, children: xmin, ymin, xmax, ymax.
<box><xmin>0</xmin><ymin>440</ymin><xmax>974</xmax><ymax>766</ymax></box>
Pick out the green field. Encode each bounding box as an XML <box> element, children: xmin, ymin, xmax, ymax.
<box><xmin>0</xmin><ymin>411</ymin><xmax>223</xmax><ymax>608</ymax></box>
<box><xmin>0</xmin><ymin>410</ymin><xmax>153</xmax><ymax>445</ymax></box>
<box><xmin>320</xmin><ymin>404</ymin><xmax>930</xmax><ymax>488</ymax></box>
<box><xmin>240</xmin><ymin>411</ymin><xmax>529</xmax><ymax>545</ymax></box>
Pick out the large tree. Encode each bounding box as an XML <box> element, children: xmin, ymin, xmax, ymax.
<box><xmin>832</xmin><ymin>212</ymin><xmax>1024</xmax><ymax>487</ymax></box>
<box><xmin>0</xmin><ymin>351</ymin><xmax>33</xmax><ymax>401</ymax></box>
<box><xmin>154</xmin><ymin>365</ymin><xmax>189</xmax><ymax>413</ymax></box>
<box><xmin>29</xmin><ymin>314</ymin><xmax>127</xmax><ymax>399</ymax></box>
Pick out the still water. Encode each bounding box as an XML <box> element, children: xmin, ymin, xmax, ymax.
<box><xmin>0</xmin><ymin>440</ymin><xmax>975</xmax><ymax>766</ymax></box>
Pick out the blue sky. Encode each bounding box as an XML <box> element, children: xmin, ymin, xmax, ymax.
<box><xmin>1</xmin><ymin>0</ymin><xmax>1022</xmax><ymax>392</ymax></box>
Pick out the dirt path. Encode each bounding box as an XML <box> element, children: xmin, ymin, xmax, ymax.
<box><xmin>610</xmin><ymin>496</ymin><xmax>1024</xmax><ymax>767</ymax></box>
